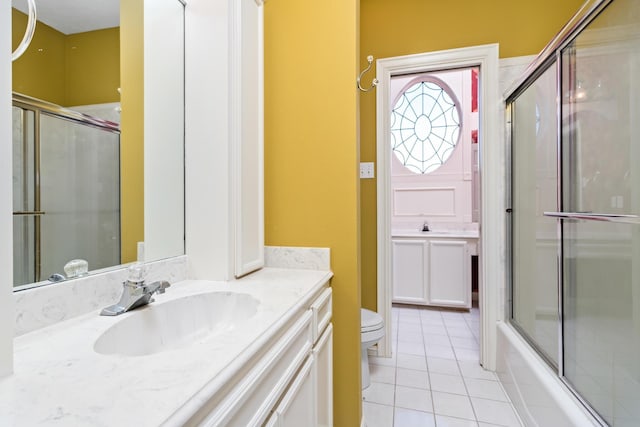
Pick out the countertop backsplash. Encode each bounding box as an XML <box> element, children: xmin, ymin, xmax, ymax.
<box><xmin>14</xmin><ymin>255</ymin><xmax>188</xmax><ymax>337</ymax></box>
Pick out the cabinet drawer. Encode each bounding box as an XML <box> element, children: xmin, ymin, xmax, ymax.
<box><xmin>270</xmin><ymin>355</ymin><xmax>315</xmax><ymax>427</ymax></box>
<box><xmin>310</xmin><ymin>287</ymin><xmax>332</xmax><ymax>343</ymax></box>
<box><xmin>200</xmin><ymin>311</ymin><xmax>313</xmax><ymax>427</ymax></box>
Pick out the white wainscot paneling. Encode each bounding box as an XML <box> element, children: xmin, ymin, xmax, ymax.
<box><xmin>393</xmin><ymin>187</ymin><xmax>456</xmax><ymax>217</ymax></box>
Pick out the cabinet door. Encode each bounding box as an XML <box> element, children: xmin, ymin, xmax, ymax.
<box><xmin>272</xmin><ymin>356</ymin><xmax>315</xmax><ymax>427</ymax></box>
<box><xmin>313</xmin><ymin>324</ymin><xmax>333</xmax><ymax>427</ymax></box>
<box><xmin>428</xmin><ymin>240</ymin><xmax>470</xmax><ymax>308</ymax></box>
<box><xmin>232</xmin><ymin>0</ymin><xmax>264</xmax><ymax>277</ymax></box>
<box><xmin>392</xmin><ymin>239</ymin><xmax>428</xmax><ymax>305</ymax></box>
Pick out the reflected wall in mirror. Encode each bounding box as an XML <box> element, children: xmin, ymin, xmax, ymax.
<box><xmin>10</xmin><ymin>0</ymin><xmax>185</xmax><ymax>289</ymax></box>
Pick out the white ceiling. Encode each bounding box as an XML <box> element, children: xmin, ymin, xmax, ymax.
<box><xmin>13</xmin><ymin>0</ymin><xmax>119</xmax><ymax>35</ymax></box>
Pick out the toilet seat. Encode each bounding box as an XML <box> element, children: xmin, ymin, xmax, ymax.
<box><xmin>360</xmin><ymin>308</ymin><xmax>385</xmax><ymax>391</ymax></box>
<box><xmin>361</xmin><ymin>308</ymin><xmax>384</xmax><ymax>333</ymax></box>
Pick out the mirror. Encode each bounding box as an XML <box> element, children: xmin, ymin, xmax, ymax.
<box><xmin>10</xmin><ymin>0</ymin><xmax>185</xmax><ymax>289</ymax></box>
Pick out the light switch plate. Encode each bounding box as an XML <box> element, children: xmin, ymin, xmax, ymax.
<box><xmin>360</xmin><ymin>162</ymin><xmax>375</xmax><ymax>179</ymax></box>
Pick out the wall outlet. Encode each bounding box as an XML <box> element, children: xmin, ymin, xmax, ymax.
<box><xmin>360</xmin><ymin>162</ymin><xmax>375</xmax><ymax>179</ymax></box>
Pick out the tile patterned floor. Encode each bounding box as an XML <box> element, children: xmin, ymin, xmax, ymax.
<box><xmin>363</xmin><ymin>305</ymin><xmax>523</xmax><ymax>427</ymax></box>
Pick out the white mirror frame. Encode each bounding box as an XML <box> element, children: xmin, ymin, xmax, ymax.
<box><xmin>1</xmin><ymin>0</ymin><xmax>15</xmax><ymax>376</ymax></box>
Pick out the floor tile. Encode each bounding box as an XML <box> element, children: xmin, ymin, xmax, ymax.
<box><xmin>395</xmin><ymin>385</ymin><xmax>433</xmax><ymax>412</ymax></box>
<box><xmin>421</xmin><ymin>317</ymin><xmax>445</xmax><ymax>326</ymax></box>
<box><xmin>399</xmin><ymin>315</ymin><xmax>422</xmax><ymax>324</ymax></box>
<box><xmin>427</xmin><ymin>357</ymin><xmax>461</xmax><ymax>376</ymax></box>
<box><xmin>385</xmin><ymin>305</ymin><xmax>522</xmax><ymax>427</ymax></box>
<box><xmin>455</xmin><ymin>348</ymin><xmax>481</xmax><ymax>362</ymax></box>
<box><xmin>398</xmin><ymin>340</ymin><xmax>426</xmax><ymax>356</ymax></box>
<box><xmin>396</xmin><ymin>368</ymin><xmax>430</xmax><ymax>389</ymax></box>
<box><xmin>435</xmin><ymin>415</ymin><xmax>480</xmax><ymax>427</ymax></box>
<box><xmin>363</xmin><ymin>382</ymin><xmax>395</xmax><ymax>406</ymax></box>
<box><xmin>398</xmin><ymin>323</ymin><xmax>423</xmax><ymax>334</ymax></box>
<box><xmin>369</xmin><ymin>354</ymin><xmax>396</xmax><ymax>367</ymax></box>
<box><xmin>443</xmin><ymin>319</ymin><xmax>469</xmax><ymax>328</ymax></box>
<box><xmin>471</xmin><ymin>397</ymin><xmax>522</xmax><ymax>426</ymax></box>
<box><xmin>441</xmin><ymin>311</ymin><xmax>465</xmax><ymax>320</ymax></box>
<box><xmin>397</xmin><ymin>353</ymin><xmax>427</xmax><ymax>371</ymax></box>
<box><xmin>423</xmin><ymin>334</ymin><xmax>452</xmax><ymax>346</ymax></box>
<box><xmin>370</xmin><ymin>364</ymin><xmax>396</xmax><ymax>385</ymax></box>
<box><xmin>398</xmin><ymin>329</ymin><xmax>424</xmax><ymax>342</ymax></box>
<box><xmin>420</xmin><ymin>309</ymin><xmax>443</xmax><ymax>319</ymax></box>
<box><xmin>423</xmin><ymin>324</ymin><xmax>449</xmax><ymax>335</ymax></box>
<box><xmin>464</xmin><ymin>378</ymin><xmax>509</xmax><ymax>402</ymax></box>
<box><xmin>446</xmin><ymin>326</ymin><xmax>476</xmax><ymax>338</ymax></box>
<box><xmin>430</xmin><ymin>373</ymin><xmax>467</xmax><ymax>395</ymax></box>
<box><xmin>363</xmin><ymin>402</ymin><xmax>394</xmax><ymax>427</ymax></box>
<box><xmin>450</xmin><ymin>336</ymin><xmax>479</xmax><ymax>350</ymax></box>
<box><xmin>425</xmin><ymin>344</ymin><xmax>456</xmax><ymax>359</ymax></box>
<box><xmin>458</xmin><ymin>361</ymin><xmax>497</xmax><ymax>381</ymax></box>
<box><xmin>393</xmin><ymin>407</ymin><xmax>436</xmax><ymax>427</ymax></box>
<box><xmin>432</xmin><ymin>391</ymin><xmax>476</xmax><ymax>421</ymax></box>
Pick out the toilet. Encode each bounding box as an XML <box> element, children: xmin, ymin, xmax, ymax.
<box><xmin>360</xmin><ymin>308</ymin><xmax>385</xmax><ymax>390</ymax></box>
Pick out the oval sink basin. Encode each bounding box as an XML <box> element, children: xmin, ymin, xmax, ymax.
<box><xmin>94</xmin><ymin>291</ymin><xmax>259</xmax><ymax>356</ymax></box>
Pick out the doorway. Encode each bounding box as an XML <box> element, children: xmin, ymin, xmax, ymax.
<box><xmin>375</xmin><ymin>44</ymin><xmax>502</xmax><ymax>370</ymax></box>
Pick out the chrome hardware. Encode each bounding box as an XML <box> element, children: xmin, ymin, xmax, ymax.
<box><xmin>543</xmin><ymin>211</ymin><xmax>640</xmax><ymax>224</ymax></box>
<box><xmin>100</xmin><ymin>278</ymin><xmax>171</xmax><ymax>316</ymax></box>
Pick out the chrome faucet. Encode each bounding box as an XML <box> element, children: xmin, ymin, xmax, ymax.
<box><xmin>100</xmin><ymin>263</ymin><xmax>171</xmax><ymax>316</ymax></box>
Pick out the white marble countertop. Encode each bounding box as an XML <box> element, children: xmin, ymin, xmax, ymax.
<box><xmin>0</xmin><ymin>268</ymin><xmax>332</xmax><ymax>427</ymax></box>
<box><xmin>392</xmin><ymin>229</ymin><xmax>480</xmax><ymax>239</ymax></box>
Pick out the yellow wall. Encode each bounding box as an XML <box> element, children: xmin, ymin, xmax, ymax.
<box><xmin>359</xmin><ymin>0</ymin><xmax>585</xmax><ymax>311</ymax></box>
<box><xmin>11</xmin><ymin>9</ymin><xmax>119</xmax><ymax>106</ymax></box>
<box><xmin>264</xmin><ymin>0</ymin><xmax>361</xmax><ymax>425</ymax></box>
<box><xmin>65</xmin><ymin>28</ymin><xmax>120</xmax><ymax>106</ymax></box>
<box><xmin>119</xmin><ymin>0</ymin><xmax>144</xmax><ymax>264</ymax></box>
<box><xmin>11</xmin><ymin>8</ymin><xmax>65</xmax><ymax>105</ymax></box>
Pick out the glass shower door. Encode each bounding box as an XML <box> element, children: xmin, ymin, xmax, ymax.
<box><xmin>39</xmin><ymin>113</ymin><xmax>121</xmax><ymax>281</ymax></box>
<box><xmin>12</xmin><ymin>98</ymin><xmax>121</xmax><ymax>287</ymax></box>
<box><xmin>510</xmin><ymin>63</ymin><xmax>560</xmax><ymax>367</ymax></box>
<box><xmin>559</xmin><ymin>1</ymin><xmax>640</xmax><ymax>424</ymax></box>
<box><xmin>12</xmin><ymin>106</ymin><xmax>37</xmax><ymax>285</ymax></box>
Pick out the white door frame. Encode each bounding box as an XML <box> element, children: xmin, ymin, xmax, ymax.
<box><xmin>376</xmin><ymin>44</ymin><xmax>502</xmax><ymax>370</ymax></box>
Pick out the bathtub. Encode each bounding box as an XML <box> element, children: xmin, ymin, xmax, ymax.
<box><xmin>496</xmin><ymin>322</ymin><xmax>600</xmax><ymax>426</ymax></box>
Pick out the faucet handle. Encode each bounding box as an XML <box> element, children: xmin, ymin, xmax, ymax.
<box><xmin>155</xmin><ymin>281</ymin><xmax>171</xmax><ymax>294</ymax></box>
<box><xmin>127</xmin><ymin>262</ymin><xmax>147</xmax><ymax>284</ymax></box>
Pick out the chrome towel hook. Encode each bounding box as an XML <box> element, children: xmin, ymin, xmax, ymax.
<box><xmin>357</xmin><ymin>55</ymin><xmax>379</xmax><ymax>92</ymax></box>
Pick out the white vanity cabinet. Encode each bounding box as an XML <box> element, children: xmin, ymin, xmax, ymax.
<box><xmin>188</xmin><ymin>285</ymin><xmax>333</xmax><ymax>427</ymax></box>
<box><xmin>392</xmin><ymin>239</ymin><xmax>429</xmax><ymax>305</ymax></box>
<box><xmin>392</xmin><ymin>235</ymin><xmax>475</xmax><ymax>309</ymax></box>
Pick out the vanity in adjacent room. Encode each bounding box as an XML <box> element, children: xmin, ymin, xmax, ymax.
<box><xmin>391</xmin><ymin>229</ymin><xmax>479</xmax><ymax>309</ymax></box>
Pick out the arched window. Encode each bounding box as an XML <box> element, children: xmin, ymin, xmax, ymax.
<box><xmin>391</xmin><ymin>78</ymin><xmax>461</xmax><ymax>174</ymax></box>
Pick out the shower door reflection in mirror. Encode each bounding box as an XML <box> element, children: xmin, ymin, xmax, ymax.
<box><xmin>12</xmin><ymin>99</ymin><xmax>120</xmax><ymax>288</ymax></box>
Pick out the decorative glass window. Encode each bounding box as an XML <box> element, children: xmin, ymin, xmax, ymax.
<box><xmin>391</xmin><ymin>78</ymin><xmax>461</xmax><ymax>174</ymax></box>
